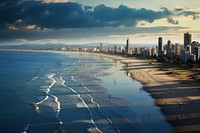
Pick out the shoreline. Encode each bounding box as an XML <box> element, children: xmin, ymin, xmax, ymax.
<box><xmin>88</xmin><ymin>52</ymin><xmax>200</xmax><ymax>133</ymax></box>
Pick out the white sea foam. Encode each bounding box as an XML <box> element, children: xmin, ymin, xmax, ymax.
<box><xmin>35</xmin><ymin>95</ymin><xmax>49</xmax><ymax>110</ymax></box>
<box><xmin>65</xmin><ymin>81</ymin><xmax>102</xmax><ymax>133</ymax></box>
<box><xmin>71</xmin><ymin>76</ymin><xmax>105</xmax><ymax>132</ymax></box>
<box><xmin>24</xmin><ymin>74</ymin><xmax>59</xmax><ymax>133</ymax></box>
<box><xmin>21</xmin><ymin>124</ymin><xmax>30</xmax><ymax>133</ymax></box>
<box><xmin>59</xmin><ymin>75</ymin><xmax>66</xmax><ymax>87</ymax></box>
<box><xmin>48</xmin><ymin>75</ymin><xmax>63</xmax><ymax>125</ymax></box>
<box><xmin>84</xmin><ymin>86</ymin><xmax>120</xmax><ymax>133</ymax></box>
<box><xmin>31</xmin><ymin>76</ymin><xmax>38</xmax><ymax>81</ymax></box>
<box><xmin>34</xmin><ymin>74</ymin><xmax>60</xmax><ymax>115</ymax></box>
<box><xmin>34</xmin><ymin>74</ymin><xmax>56</xmax><ymax>110</ymax></box>
<box><xmin>72</xmin><ymin>76</ymin><xmax>120</xmax><ymax>133</ymax></box>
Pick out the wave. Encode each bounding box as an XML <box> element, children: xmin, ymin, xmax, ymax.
<box><xmin>34</xmin><ymin>74</ymin><xmax>55</xmax><ymax>110</ymax></box>
<box><xmin>23</xmin><ymin>74</ymin><xmax>63</xmax><ymax>133</ymax></box>
<box><xmin>83</xmin><ymin>86</ymin><xmax>120</xmax><ymax>133</ymax></box>
<box><xmin>61</xmin><ymin>76</ymin><xmax>102</xmax><ymax>133</ymax></box>
<box><xmin>47</xmin><ymin>74</ymin><xmax>62</xmax><ymax>125</ymax></box>
<box><xmin>48</xmin><ymin>93</ymin><xmax>62</xmax><ymax>124</ymax></box>
<box><xmin>31</xmin><ymin>76</ymin><xmax>38</xmax><ymax>81</ymax></box>
<box><xmin>21</xmin><ymin>124</ymin><xmax>30</xmax><ymax>133</ymax></box>
<box><xmin>59</xmin><ymin>75</ymin><xmax>66</xmax><ymax>87</ymax></box>
<box><xmin>71</xmin><ymin>75</ymin><xmax>120</xmax><ymax>133</ymax></box>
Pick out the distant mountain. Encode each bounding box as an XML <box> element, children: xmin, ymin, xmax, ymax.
<box><xmin>0</xmin><ymin>43</ymin><xmax>155</xmax><ymax>49</ymax></box>
<box><xmin>0</xmin><ymin>43</ymin><xmax>80</xmax><ymax>49</ymax></box>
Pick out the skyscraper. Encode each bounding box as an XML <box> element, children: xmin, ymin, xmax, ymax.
<box><xmin>194</xmin><ymin>47</ymin><xmax>200</xmax><ymax>61</ymax></box>
<box><xmin>191</xmin><ymin>41</ymin><xmax>200</xmax><ymax>54</ymax></box>
<box><xmin>125</xmin><ymin>38</ymin><xmax>129</xmax><ymax>55</ymax></box>
<box><xmin>184</xmin><ymin>32</ymin><xmax>192</xmax><ymax>49</ymax></box>
<box><xmin>167</xmin><ymin>40</ymin><xmax>171</xmax><ymax>55</ymax></box>
<box><xmin>175</xmin><ymin>43</ymin><xmax>181</xmax><ymax>56</ymax></box>
<box><xmin>158</xmin><ymin>37</ymin><xmax>163</xmax><ymax>57</ymax></box>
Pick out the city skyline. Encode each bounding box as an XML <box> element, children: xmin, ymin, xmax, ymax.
<box><xmin>0</xmin><ymin>0</ymin><xmax>200</xmax><ymax>45</ymax></box>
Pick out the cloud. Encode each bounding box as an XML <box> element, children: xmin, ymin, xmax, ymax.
<box><xmin>174</xmin><ymin>8</ymin><xmax>184</xmax><ymax>12</ymax></box>
<box><xmin>0</xmin><ymin>0</ymin><xmax>199</xmax><ymax>44</ymax></box>
<box><xmin>42</xmin><ymin>0</ymin><xmax>70</xmax><ymax>3</ymax></box>
<box><xmin>180</xmin><ymin>11</ymin><xmax>200</xmax><ymax>20</ymax></box>
<box><xmin>16</xmin><ymin>39</ymin><xmax>28</xmax><ymax>42</ymax></box>
<box><xmin>0</xmin><ymin>24</ymin><xmax>186</xmax><ymax>42</ymax></box>
<box><xmin>167</xmin><ymin>17</ymin><xmax>179</xmax><ymax>25</ymax></box>
<box><xmin>0</xmin><ymin>0</ymin><xmax>181</xmax><ymax>30</ymax></box>
<box><xmin>173</xmin><ymin>8</ymin><xmax>200</xmax><ymax>20</ymax></box>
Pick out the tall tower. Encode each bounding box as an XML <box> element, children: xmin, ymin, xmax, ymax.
<box><xmin>167</xmin><ymin>40</ymin><xmax>171</xmax><ymax>55</ymax></box>
<box><xmin>158</xmin><ymin>37</ymin><xmax>163</xmax><ymax>57</ymax></box>
<box><xmin>184</xmin><ymin>32</ymin><xmax>192</xmax><ymax>49</ymax></box>
<box><xmin>126</xmin><ymin>38</ymin><xmax>129</xmax><ymax>55</ymax></box>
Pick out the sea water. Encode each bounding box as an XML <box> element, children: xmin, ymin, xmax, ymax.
<box><xmin>0</xmin><ymin>50</ymin><xmax>172</xmax><ymax>133</ymax></box>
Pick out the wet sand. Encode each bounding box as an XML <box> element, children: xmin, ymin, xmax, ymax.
<box><xmin>89</xmin><ymin>53</ymin><xmax>200</xmax><ymax>133</ymax></box>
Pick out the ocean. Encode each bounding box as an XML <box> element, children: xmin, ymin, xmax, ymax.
<box><xmin>0</xmin><ymin>50</ymin><xmax>172</xmax><ymax>133</ymax></box>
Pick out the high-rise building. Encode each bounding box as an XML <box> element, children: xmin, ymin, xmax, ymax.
<box><xmin>100</xmin><ymin>43</ymin><xmax>102</xmax><ymax>48</ymax></box>
<box><xmin>184</xmin><ymin>32</ymin><xmax>192</xmax><ymax>49</ymax></box>
<box><xmin>158</xmin><ymin>37</ymin><xmax>163</xmax><ymax>57</ymax></box>
<box><xmin>125</xmin><ymin>38</ymin><xmax>130</xmax><ymax>55</ymax></box>
<box><xmin>114</xmin><ymin>45</ymin><xmax>117</xmax><ymax>54</ymax></box>
<box><xmin>151</xmin><ymin>47</ymin><xmax>156</xmax><ymax>57</ymax></box>
<box><xmin>194</xmin><ymin>47</ymin><xmax>200</xmax><ymax>61</ymax></box>
<box><xmin>191</xmin><ymin>41</ymin><xmax>200</xmax><ymax>54</ymax></box>
<box><xmin>99</xmin><ymin>43</ymin><xmax>103</xmax><ymax>52</ymax></box>
<box><xmin>167</xmin><ymin>40</ymin><xmax>171</xmax><ymax>55</ymax></box>
<box><xmin>186</xmin><ymin>45</ymin><xmax>191</xmax><ymax>54</ymax></box>
<box><xmin>175</xmin><ymin>43</ymin><xmax>181</xmax><ymax>56</ymax></box>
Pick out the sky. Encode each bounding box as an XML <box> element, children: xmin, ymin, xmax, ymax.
<box><xmin>0</xmin><ymin>0</ymin><xmax>200</xmax><ymax>46</ymax></box>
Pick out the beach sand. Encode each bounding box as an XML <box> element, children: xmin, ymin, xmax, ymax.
<box><xmin>89</xmin><ymin>53</ymin><xmax>200</xmax><ymax>133</ymax></box>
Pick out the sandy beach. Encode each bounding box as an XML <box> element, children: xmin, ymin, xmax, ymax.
<box><xmin>90</xmin><ymin>53</ymin><xmax>200</xmax><ymax>133</ymax></box>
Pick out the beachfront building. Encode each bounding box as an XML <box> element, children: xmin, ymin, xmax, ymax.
<box><xmin>158</xmin><ymin>37</ymin><xmax>163</xmax><ymax>57</ymax></box>
<box><xmin>143</xmin><ymin>49</ymin><xmax>150</xmax><ymax>57</ymax></box>
<box><xmin>180</xmin><ymin>32</ymin><xmax>199</xmax><ymax>63</ymax></box>
<box><xmin>167</xmin><ymin>40</ymin><xmax>171</xmax><ymax>55</ymax></box>
<box><xmin>125</xmin><ymin>38</ymin><xmax>130</xmax><ymax>55</ymax></box>
<box><xmin>151</xmin><ymin>47</ymin><xmax>157</xmax><ymax>57</ymax></box>
<box><xmin>191</xmin><ymin>41</ymin><xmax>200</xmax><ymax>54</ymax></box>
<box><xmin>194</xmin><ymin>47</ymin><xmax>200</xmax><ymax>61</ymax></box>
<box><xmin>119</xmin><ymin>46</ymin><xmax>124</xmax><ymax>54</ymax></box>
<box><xmin>181</xmin><ymin>49</ymin><xmax>196</xmax><ymax>63</ymax></box>
<box><xmin>114</xmin><ymin>45</ymin><xmax>117</xmax><ymax>54</ymax></box>
<box><xmin>181</xmin><ymin>51</ymin><xmax>190</xmax><ymax>63</ymax></box>
<box><xmin>175</xmin><ymin>43</ymin><xmax>182</xmax><ymax>56</ymax></box>
<box><xmin>134</xmin><ymin>48</ymin><xmax>140</xmax><ymax>56</ymax></box>
<box><xmin>186</xmin><ymin>45</ymin><xmax>192</xmax><ymax>54</ymax></box>
<box><xmin>99</xmin><ymin>43</ymin><xmax>103</xmax><ymax>52</ymax></box>
<box><xmin>184</xmin><ymin>32</ymin><xmax>192</xmax><ymax>49</ymax></box>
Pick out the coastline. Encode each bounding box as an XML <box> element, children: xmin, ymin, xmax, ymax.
<box><xmin>89</xmin><ymin>52</ymin><xmax>200</xmax><ymax>133</ymax></box>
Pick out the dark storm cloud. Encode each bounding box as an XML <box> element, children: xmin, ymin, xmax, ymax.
<box><xmin>0</xmin><ymin>0</ymin><xmax>199</xmax><ymax>43</ymax></box>
<box><xmin>92</xmin><ymin>5</ymin><xmax>171</xmax><ymax>27</ymax></box>
<box><xmin>0</xmin><ymin>0</ymin><xmax>178</xmax><ymax>29</ymax></box>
